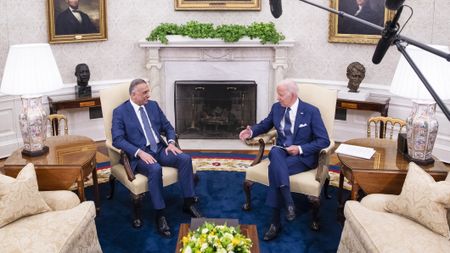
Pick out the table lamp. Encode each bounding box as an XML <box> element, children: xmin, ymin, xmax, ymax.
<box><xmin>390</xmin><ymin>44</ymin><xmax>450</xmax><ymax>165</ymax></box>
<box><xmin>1</xmin><ymin>43</ymin><xmax>63</xmax><ymax>156</ymax></box>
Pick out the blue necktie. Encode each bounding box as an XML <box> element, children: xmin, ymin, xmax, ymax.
<box><xmin>283</xmin><ymin>107</ymin><xmax>293</xmax><ymax>146</ymax></box>
<box><xmin>139</xmin><ymin>107</ymin><xmax>158</xmax><ymax>153</ymax></box>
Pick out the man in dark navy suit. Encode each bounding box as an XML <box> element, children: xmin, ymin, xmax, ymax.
<box><xmin>239</xmin><ymin>79</ymin><xmax>330</xmax><ymax>241</ymax></box>
<box><xmin>339</xmin><ymin>0</ymin><xmax>383</xmax><ymax>35</ymax></box>
<box><xmin>112</xmin><ymin>79</ymin><xmax>201</xmax><ymax>237</ymax></box>
<box><xmin>55</xmin><ymin>0</ymin><xmax>98</xmax><ymax>35</ymax></box>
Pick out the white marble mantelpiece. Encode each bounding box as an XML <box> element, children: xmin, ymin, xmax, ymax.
<box><xmin>138</xmin><ymin>37</ymin><xmax>295</xmax><ymax>124</ymax></box>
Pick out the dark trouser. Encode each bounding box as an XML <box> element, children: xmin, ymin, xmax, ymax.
<box><xmin>265</xmin><ymin>147</ymin><xmax>311</xmax><ymax>208</ymax></box>
<box><xmin>136</xmin><ymin>143</ymin><xmax>195</xmax><ymax>210</ymax></box>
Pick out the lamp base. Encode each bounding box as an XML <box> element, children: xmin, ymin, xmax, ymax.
<box><xmin>22</xmin><ymin>146</ymin><xmax>49</xmax><ymax>157</ymax></box>
<box><xmin>403</xmin><ymin>153</ymin><xmax>435</xmax><ymax>166</ymax></box>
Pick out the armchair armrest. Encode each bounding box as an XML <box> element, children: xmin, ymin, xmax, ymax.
<box><xmin>315</xmin><ymin>140</ymin><xmax>335</xmax><ymax>182</ymax></box>
<box><xmin>105</xmin><ymin>140</ymin><xmax>136</xmax><ymax>182</ymax></box>
<box><xmin>245</xmin><ymin>129</ymin><xmax>277</xmax><ymax>146</ymax></box>
<box><xmin>248</xmin><ymin>129</ymin><xmax>277</xmax><ymax>166</ymax></box>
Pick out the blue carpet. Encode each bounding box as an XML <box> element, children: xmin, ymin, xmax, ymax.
<box><xmin>87</xmin><ymin>171</ymin><xmax>343</xmax><ymax>253</ymax></box>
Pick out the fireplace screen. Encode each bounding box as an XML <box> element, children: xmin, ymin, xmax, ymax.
<box><xmin>175</xmin><ymin>80</ymin><xmax>257</xmax><ymax>139</ymax></box>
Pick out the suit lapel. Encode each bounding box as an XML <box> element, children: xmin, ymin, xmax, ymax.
<box><xmin>293</xmin><ymin>99</ymin><xmax>303</xmax><ymax>137</ymax></box>
<box><xmin>144</xmin><ymin>103</ymin><xmax>160</xmax><ymax>136</ymax></box>
<box><xmin>125</xmin><ymin>102</ymin><xmax>144</xmax><ymax>136</ymax></box>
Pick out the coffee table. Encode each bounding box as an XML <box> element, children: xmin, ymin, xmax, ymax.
<box><xmin>3</xmin><ymin>135</ymin><xmax>100</xmax><ymax>210</ymax></box>
<box><xmin>175</xmin><ymin>223</ymin><xmax>260</xmax><ymax>253</ymax></box>
<box><xmin>337</xmin><ymin>138</ymin><xmax>449</xmax><ymax>208</ymax></box>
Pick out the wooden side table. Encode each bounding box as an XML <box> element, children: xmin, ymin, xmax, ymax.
<box><xmin>48</xmin><ymin>95</ymin><xmax>101</xmax><ymax>114</ymax></box>
<box><xmin>336</xmin><ymin>95</ymin><xmax>390</xmax><ymax>138</ymax></box>
<box><xmin>175</xmin><ymin>224</ymin><xmax>260</xmax><ymax>253</ymax></box>
<box><xmin>337</xmin><ymin>138</ymin><xmax>448</xmax><ymax>209</ymax></box>
<box><xmin>3</xmin><ymin>135</ymin><xmax>100</xmax><ymax>211</ymax></box>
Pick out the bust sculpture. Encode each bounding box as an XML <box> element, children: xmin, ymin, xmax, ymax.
<box><xmin>346</xmin><ymin>62</ymin><xmax>366</xmax><ymax>93</ymax></box>
<box><xmin>75</xmin><ymin>63</ymin><xmax>91</xmax><ymax>97</ymax></box>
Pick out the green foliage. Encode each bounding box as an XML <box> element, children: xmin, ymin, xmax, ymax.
<box><xmin>146</xmin><ymin>21</ymin><xmax>285</xmax><ymax>44</ymax></box>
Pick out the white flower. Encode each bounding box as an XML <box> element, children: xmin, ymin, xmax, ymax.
<box><xmin>183</xmin><ymin>246</ymin><xmax>192</xmax><ymax>253</ymax></box>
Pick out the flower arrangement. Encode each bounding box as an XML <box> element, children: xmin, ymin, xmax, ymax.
<box><xmin>180</xmin><ymin>222</ymin><xmax>253</xmax><ymax>253</ymax></box>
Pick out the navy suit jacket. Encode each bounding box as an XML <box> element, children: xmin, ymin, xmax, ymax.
<box><xmin>112</xmin><ymin>100</ymin><xmax>176</xmax><ymax>171</ymax></box>
<box><xmin>55</xmin><ymin>8</ymin><xmax>98</xmax><ymax>35</ymax></box>
<box><xmin>251</xmin><ymin>99</ymin><xmax>330</xmax><ymax>169</ymax></box>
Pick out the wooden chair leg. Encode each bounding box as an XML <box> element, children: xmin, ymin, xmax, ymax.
<box><xmin>106</xmin><ymin>174</ymin><xmax>116</xmax><ymax>200</ymax></box>
<box><xmin>323</xmin><ymin>177</ymin><xmax>332</xmax><ymax>199</ymax></box>
<box><xmin>242</xmin><ymin>180</ymin><xmax>253</xmax><ymax>211</ymax></box>
<box><xmin>131</xmin><ymin>193</ymin><xmax>143</xmax><ymax>229</ymax></box>
<box><xmin>308</xmin><ymin>196</ymin><xmax>320</xmax><ymax>231</ymax></box>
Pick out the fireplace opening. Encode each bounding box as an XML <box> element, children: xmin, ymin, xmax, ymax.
<box><xmin>175</xmin><ymin>80</ymin><xmax>257</xmax><ymax>139</ymax></box>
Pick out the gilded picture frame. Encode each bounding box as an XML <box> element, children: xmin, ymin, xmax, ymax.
<box><xmin>329</xmin><ymin>0</ymin><xmax>394</xmax><ymax>44</ymax></box>
<box><xmin>47</xmin><ymin>0</ymin><xmax>107</xmax><ymax>44</ymax></box>
<box><xmin>175</xmin><ymin>0</ymin><xmax>261</xmax><ymax>10</ymax></box>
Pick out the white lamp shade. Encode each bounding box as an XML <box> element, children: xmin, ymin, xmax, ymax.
<box><xmin>1</xmin><ymin>43</ymin><xmax>63</xmax><ymax>96</ymax></box>
<box><xmin>390</xmin><ymin>45</ymin><xmax>450</xmax><ymax>100</ymax></box>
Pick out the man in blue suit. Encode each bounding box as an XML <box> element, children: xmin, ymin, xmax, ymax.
<box><xmin>112</xmin><ymin>79</ymin><xmax>201</xmax><ymax>237</ymax></box>
<box><xmin>239</xmin><ymin>79</ymin><xmax>330</xmax><ymax>241</ymax></box>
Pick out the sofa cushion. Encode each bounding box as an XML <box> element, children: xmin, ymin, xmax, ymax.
<box><xmin>386</xmin><ymin>162</ymin><xmax>450</xmax><ymax>238</ymax></box>
<box><xmin>0</xmin><ymin>163</ymin><xmax>51</xmax><ymax>228</ymax></box>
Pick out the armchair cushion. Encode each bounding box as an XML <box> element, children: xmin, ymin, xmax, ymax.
<box><xmin>0</xmin><ymin>163</ymin><xmax>51</xmax><ymax>228</ymax></box>
<box><xmin>385</xmin><ymin>162</ymin><xmax>450</xmax><ymax>238</ymax></box>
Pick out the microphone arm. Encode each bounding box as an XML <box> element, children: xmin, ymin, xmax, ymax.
<box><xmin>298</xmin><ymin>0</ymin><xmax>450</xmax><ymax>121</ymax></box>
<box><xmin>395</xmin><ymin>41</ymin><xmax>450</xmax><ymax>121</ymax></box>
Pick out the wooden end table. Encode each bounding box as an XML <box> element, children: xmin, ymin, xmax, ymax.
<box><xmin>3</xmin><ymin>135</ymin><xmax>100</xmax><ymax>211</ymax></box>
<box><xmin>337</xmin><ymin>138</ymin><xmax>449</xmax><ymax>210</ymax></box>
<box><xmin>175</xmin><ymin>224</ymin><xmax>260</xmax><ymax>253</ymax></box>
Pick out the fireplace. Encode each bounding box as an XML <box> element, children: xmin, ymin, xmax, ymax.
<box><xmin>175</xmin><ymin>80</ymin><xmax>257</xmax><ymax>139</ymax></box>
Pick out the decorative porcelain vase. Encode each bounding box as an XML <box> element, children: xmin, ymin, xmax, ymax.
<box><xmin>406</xmin><ymin>100</ymin><xmax>439</xmax><ymax>162</ymax></box>
<box><xmin>19</xmin><ymin>96</ymin><xmax>48</xmax><ymax>156</ymax></box>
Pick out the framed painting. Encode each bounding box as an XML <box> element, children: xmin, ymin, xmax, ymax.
<box><xmin>47</xmin><ymin>0</ymin><xmax>107</xmax><ymax>44</ymax></box>
<box><xmin>329</xmin><ymin>0</ymin><xmax>394</xmax><ymax>44</ymax></box>
<box><xmin>175</xmin><ymin>0</ymin><xmax>261</xmax><ymax>10</ymax></box>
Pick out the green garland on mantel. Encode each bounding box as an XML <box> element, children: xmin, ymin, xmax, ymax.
<box><xmin>146</xmin><ymin>21</ymin><xmax>285</xmax><ymax>44</ymax></box>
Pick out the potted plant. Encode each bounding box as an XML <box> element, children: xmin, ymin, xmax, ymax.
<box><xmin>147</xmin><ymin>21</ymin><xmax>285</xmax><ymax>44</ymax></box>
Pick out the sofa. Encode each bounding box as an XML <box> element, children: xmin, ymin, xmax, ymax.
<box><xmin>337</xmin><ymin>163</ymin><xmax>450</xmax><ymax>253</ymax></box>
<box><xmin>0</xmin><ymin>163</ymin><xmax>102</xmax><ymax>253</ymax></box>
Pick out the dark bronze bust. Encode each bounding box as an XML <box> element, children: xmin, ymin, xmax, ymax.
<box><xmin>346</xmin><ymin>62</ymin><xmax>366</xmax><ymax>93</ymax></box>
<box><xmin>75</xmin><ymin>63</ymin><xmax>91</xmax><ymax>97</ymax></box>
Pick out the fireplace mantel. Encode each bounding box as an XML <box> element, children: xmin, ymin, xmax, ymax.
<box><xmin>138</xmin><ymin>37</ymin><xmax>295</xmax><ymax>124</ymax></box>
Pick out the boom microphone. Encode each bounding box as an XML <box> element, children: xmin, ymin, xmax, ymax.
<box><xmin>385</xmin><ymin>0</ymin><xmax>405</xmax><ymax>10</ymax></box>
<box><xmin>372</xmin><ymin>6</ymin><xmax>404</xmax><ymax>64</ymax></box>
<box><xmin>269</xmin><ymin>0</ymin><xmax>282</xmax><ymax>18</ymax></box>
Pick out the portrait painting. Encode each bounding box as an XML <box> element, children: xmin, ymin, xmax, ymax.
<box><xmin>47</xmin><ymin>0</ymin><xmax>107</xmax><ymax>44</ymax></box>
<box><xmin>175</xmin><ymin>0</ymin><xmax>261</xmax><ymax>10</ymax></box>
<box><xmin>329</xmin><ymin>0</ymin><xmax>394</xmax><ymax>44</ymax></box>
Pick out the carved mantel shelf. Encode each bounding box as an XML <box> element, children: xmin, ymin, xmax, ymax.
<box><xmin>138</xmin><ymin>36</ymin><xmax>295</xmax><ymax>48</ymax></box>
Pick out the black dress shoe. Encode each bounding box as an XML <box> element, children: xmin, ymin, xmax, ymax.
<box><xmin>156</xmin><ymin>216</ymin><xmax>171</xmax><ymax>237</ymax></box>
<box><xmin>286</xmin><ymin>205</ymin><xmax>296</xmax><ymax>221</ymax></box>
<box><xmin>263</xmin><ymin>223</ymin><xmax>281</xmax><ymax>241</ymax></box>
<box><xmin>183</xmin><ymin>204</ymin><xmax>203</xmax><ymax>218</ymax></box>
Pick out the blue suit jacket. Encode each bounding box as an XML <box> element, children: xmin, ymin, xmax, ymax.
<box><xmin>112</xmin><ymin>100</ymin><xmax>176</xmax><ymax>171</ymax></box>
<box><xmin>251</xmin><ymin>99</ymin><xmax>330</xmax><ymax>169</ymax></box>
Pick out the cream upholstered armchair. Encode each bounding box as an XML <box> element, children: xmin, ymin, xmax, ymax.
<box><xmin>242</xmin><ymin>83</ymin><xmax>337</xmax><ymax>230</ymax></box>
<box><xmin>0</xmin><ymin>163</ymin><xmax>101</xmax><ymax>253</ymax></box>
<box><xmin>338</xmin><ymin>163</ymin><xmax>450</xmax><ymax>252</ymax></box>
<box><xmin>100</xmin><ymin>83</ymin><xmax>195</xmax><ymax>228</ymax></box>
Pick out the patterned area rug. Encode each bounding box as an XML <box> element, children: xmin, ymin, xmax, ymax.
<box><xmin>82</xmin><ymin>151</ymin><xmax>351</xmax><ymax>191</ymax></box>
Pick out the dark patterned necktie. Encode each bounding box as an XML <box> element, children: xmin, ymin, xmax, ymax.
<box><xmin>139</xmin><ymin>107</ymin><xmax>158</xmax><ymax>153</ymax></box>
<box><xmin>283</xmin><ymin>107</ymin><xmax>292</xmax><ymax>146</ymax></box>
